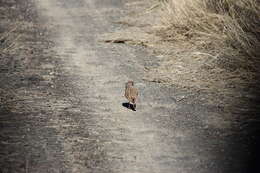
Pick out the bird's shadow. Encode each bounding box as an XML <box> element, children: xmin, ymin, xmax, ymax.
<box><xmin>122</xmin><ymin>102</ymin><xmax>136</xmax><ymax>111</ymax></box>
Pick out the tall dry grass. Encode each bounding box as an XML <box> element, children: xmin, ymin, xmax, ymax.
<box><xmin>159</xmin><ymin>0</ymin><xmax>260</xmax><ymax>70</ymax></box>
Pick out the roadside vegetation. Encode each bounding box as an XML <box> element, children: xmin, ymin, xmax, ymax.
<box><xmin>146</xmin><ymin>0</ymin><xmax>260</xmax><ymax>106</ymax></box>
<box><xmin>157</xmin><ymin>0</ymin><xmax>260</xmax><ymax>164</ymax></box>
<box><xmin>158</xmin><ymin>0</ymin><xmax>259</xmax><ymax>69</ymax></box>
<box><xmin>152</xmin><ymin>1</ymin><xmax>260</xmax><ymax>168</ymax></box>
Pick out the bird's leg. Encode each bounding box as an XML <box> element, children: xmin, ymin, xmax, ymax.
<box><xmin>133</xmin><ymin>104</ymin><xmax>136</xmax><ymax>111</ymax></box>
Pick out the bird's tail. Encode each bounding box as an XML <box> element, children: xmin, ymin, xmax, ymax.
<box><xmin>132</xmin><ymin>98</ymin><xmax>136</xmax><ymax>104</ymax></box>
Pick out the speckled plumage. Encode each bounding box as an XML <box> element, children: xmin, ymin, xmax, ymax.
<box><xmin>125</xmin><ymin>81</ymin><xmax>138</xmax><ymax>110</ymax></box>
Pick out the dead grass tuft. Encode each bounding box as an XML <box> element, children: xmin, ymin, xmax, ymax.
<box><xmin>159</xmin><ymin>0</ymin><xmax>260</xmax><ymax>67</ymax></box>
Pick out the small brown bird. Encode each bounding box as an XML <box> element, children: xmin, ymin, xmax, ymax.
<box><xmin>125</xmin><ymin>81</ymin><xmax>138</xmax><ymax>111</ymax></box>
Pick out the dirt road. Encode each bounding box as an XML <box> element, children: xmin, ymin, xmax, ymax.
<box><xmin>0</xmin><ymin>0</ymin><xmax>252</xmax><ymax>172</ymax></box>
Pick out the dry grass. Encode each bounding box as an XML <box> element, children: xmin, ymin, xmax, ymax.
<box><xmin>158</xmin><ymin>0</ymin><xmax>260</xmax><ymax>69</ymax></box>
<box><xmin>140</xmin><ymin>0</ymin><xmax>260</xmax><ymax>105</ymax></box>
